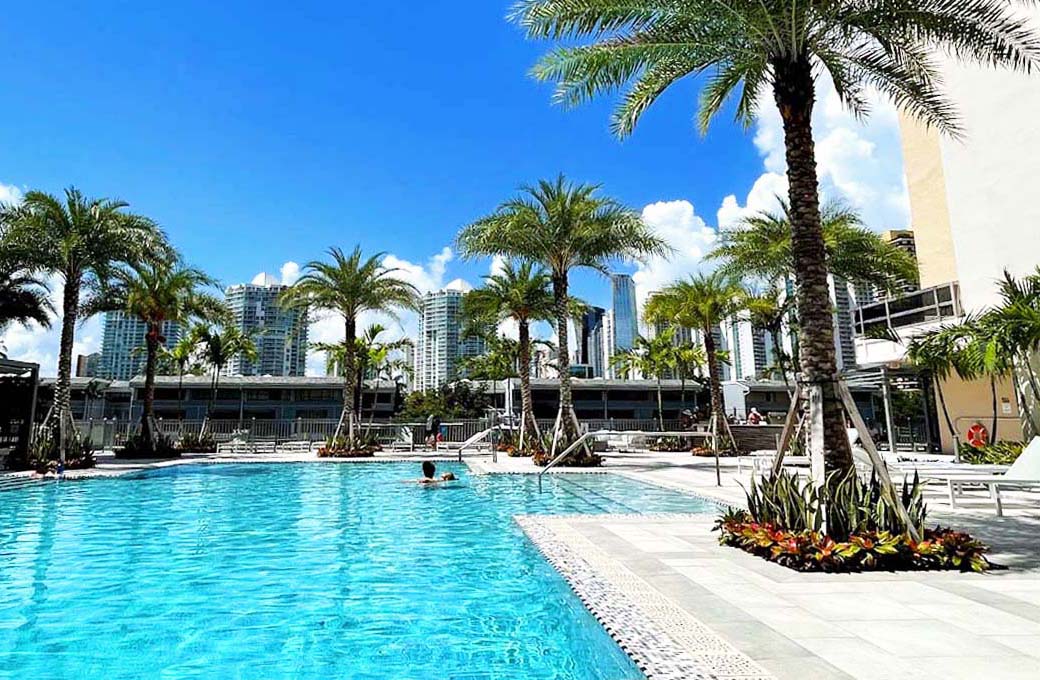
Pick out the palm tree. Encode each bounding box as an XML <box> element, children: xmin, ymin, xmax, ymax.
<box><xmin>645</xmin><ymin>272</ymin><xmax>748</xmax><ymax>443</ymax></box>
<box><xmin>744</xmin><ymin>288</ymin><xmax>796</xmax><ymax>387</ymax></box>
<box><xmin>462</xmin><ymin>260</ymin><xmax>555</xmax><ymax>447</ymax></box>
<box><xmin>280</xmin><ymin>246</ymin><xmax>419</xmax><ymax>449</ymax></box>
<box><xmin>0</xmin><ymin>187</ymin><xmax>169</xmax><ymax>452</ymax></box>
<box><xmin>194</xmin><ymin>324</ymin><xmax>258</xmax><ymax>422</ymax></box>
<box><xmin>987</xmin><ymin>269</ymin><xmax>1040</xmax><ymax>428</ymax></box>
<box><xmin>511</xmin><ymin>0</ymin><xmax>1039</xmax><ymax>473</ymax></box>
<box><xmin>711</xmin><ymin>200</ymin><xmax>919</xmax><ymax>294</ymax></box>
<box><xmin>0</xmin><ymin>265</ymin><xmax>52</xmax><ymax>333</ymax></box>
<box><xmin>161</xmin><ymin>334</ymin><xmax>202</xmax><ymax>419</ymax></box>
<box><xmin>907</xmin><ymin>328</ymin><xmax>965</xmax><ymax>453</ymax></box>
<box><xmin>96</xmin><ymin>260</ymin><xmax>227</xmax><ymax>450</ymax></box>
<box><xmin>669</xmin><ymin>341</ymin><xmax>707</xmax><ymax>411</ymax></box>
<box><xmin>457</xmin><ymin>175</ymin><xmax>669</xmax><ymax>449</ymax></box>
<box><xmin>611</xmin><ymin>330</ymin><xmax>675</xmax><ymax>430</ymax></box>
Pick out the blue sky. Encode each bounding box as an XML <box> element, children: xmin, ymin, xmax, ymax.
<box><xmin>0</xmin><ymin>2</ymin><xmax>910</xmax><ymax>374</ymax></box>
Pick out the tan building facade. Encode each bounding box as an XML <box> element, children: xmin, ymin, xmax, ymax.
<box><xmin>887</xmin><ymin>20</ymin><xmax>1040</xmax><ymax>451</ymax></box>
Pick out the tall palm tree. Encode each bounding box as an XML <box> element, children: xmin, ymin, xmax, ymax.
<box><xmin>611</xmin><ymin>330</ymin><xmax>675</xmax><ymax>430</ymax></box>
<box><xmin>280</xmin><ymin>246</ymin><xmax>419</xmax><ymax>449</ymax></box>
<box><xmin>194</xmin><ymin>324</ymin><xmax>258</xmax><ymax>421</ymax></box>
<box><xmin>457</xmin><ymin>175</ymin><xmax>669</xmax><ymax>448</ymax></box>
<box><xmin>0</xmin><ymin>187</ymin><xmax>169</xmax><ymax>451</ymax></box>
<box><xmin>161</xmin><ymin>334</ymin><xmax>202</xmax><ymax>419</ymax></box>
<box><xmin>711</xmin><ymin>200</ymin><xmax>919</xmax><ymax>294</ymax></box>
<box><xmin>511</xmin><ymin>0</ymin><xmax>1040</xmax><ymax>473</ymax></box>
<box><xmin>645</xmin><ymin>272</ymin><xmax>748</xmax><ymax>442</ymax></box>
<box><xmin>462</xmin><ymin>260</ymin><xmax>555</xmax><ymax>446</ymax></box>
<box><xmin>0</xmin><ymin>265</ymin><xmax>52</xmax><ymax>333</ymax></box>
<box><xmin>97</xmin><ymin>259</ymin><xmax>227</xmax><ymax>450</ymax></box>
<box><xmin>907</xmin><ymin>327</ymin><xmax>965</xmax><ymax>453</ymax></box>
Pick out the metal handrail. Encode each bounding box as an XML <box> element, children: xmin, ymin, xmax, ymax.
<box><xmin>537</xmin><ymin>429</ymin><xmax>710</xmax><ymax>492</ymax></box>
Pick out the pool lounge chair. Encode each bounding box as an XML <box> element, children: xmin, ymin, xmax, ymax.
<box><xmin>947</xmin><ymin>437</ymin><xmax>1040</xmax><ymax>516</ymax></box>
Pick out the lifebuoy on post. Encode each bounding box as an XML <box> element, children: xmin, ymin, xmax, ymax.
<box><xmin>966</xmin><ymin>422</ymin><xmax>989</xmax><ymax>448</ymax></box>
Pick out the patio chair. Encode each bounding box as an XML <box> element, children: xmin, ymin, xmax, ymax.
<box><xmin>947</xmin><ymin>437</ymin><xmax>1040</xmax><ymax>516</ymax></box>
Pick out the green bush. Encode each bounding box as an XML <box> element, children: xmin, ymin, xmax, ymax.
<box><xmin>117</xmin><ymin>432</ymin><xmax>180</xmax><ymax>459</ymax></box>
<box><xmin>719</xmin><ymin>468</ymin><xmax>990</xmax><ymax>572</ymax></box>
<box><xmin>178</xmin><ymin>432</ymin><xmax>217</xmax><ymax>453</ymax></box>
<box><xmin>958</xmin><ymin>440</ymin><xmax>1024</xmax><ymax>465</ymax></box>
<box><xmin>4</xmin><ymin>429</ymin><xmax>96</xmax><ymax>472</ymax></box>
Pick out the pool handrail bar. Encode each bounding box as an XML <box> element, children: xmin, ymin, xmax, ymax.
<box><xmin>537</xmin><ymin>429</ymin><xmax>710</xmax><ymax>492</ymax></box>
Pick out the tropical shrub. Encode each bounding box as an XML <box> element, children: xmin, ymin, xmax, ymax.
<box><xmin>959</xmin><ymin>441</ymin><xmax>1024</xmax><ymax>466</ymax></box>
<box><xmin>532</xmin><ymin>445</ymin><xmax>602</xmax><ymax>468</ymax></box>
<box><xmin>177</xmin><ymin>431</ymin><xmax>217</xmax><ymax>453</ymax></box>
<box><xmin>717</xmin><ymin>469</ymin><xmax>990</xmax><ymax>572</ymax></box>
<box><xmin>649</xmin><ymin>437</ymin><xmax>691</xmax><ymax>453</ymax></box>
<box><xmin>6</xmin><ymin>431</ymin><xmax>97</xmax><ymax>472</ymax></box>
<box><xmin>117</xmin><ymin>432</ymin><xmax>179</xmax><ymax>459</ymax></box>
<box><xmin>317</xmin><ymin>434</ymin><xmax>381</xmax><ymax>458</ymax></box>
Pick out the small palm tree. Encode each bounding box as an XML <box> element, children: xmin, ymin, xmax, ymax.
<box><xmin>161</xmin><ymin>334</ymin><xmax>203</xmax><ymax>419</ymax></box>
<box><xmin>645</xmin><ymin>272</ymin><xmax>748</xmax><ymax>445</ymax></box>
<box><xmin>462</xmin><ymin>260</ymin><xmax>555</xmax><ymax>447</ymax></box>
<box><xmin>669</xmin><ymin>341</ymin><xmax>707</xmax><ymax>411</ymax></box>
<box><xmin>0</xmin><ymin>187</ymin><xmax>169</xmax><ymax>452</ymax></box>
<box><xmin>907</xmin><ymin>328</ymin><xmax>966</xmax><ymax>452</ymax></box>
<box><xmin>194</xmin><ymin>324</ymin><xmax>258</xmax><ymax>421</ymax></box>
<box><xmin>611</xmin><ymin>330</ymin><xmax>676</xmax><ymax>430</ymax></box>
<box><xmin>511</xmin><ymin>0</ymin><xmax>1040</xmax><ymax>472</ymax></box>
<box><xmin>744</xmin><ymin>288</ymin><xmax>797</xmax><ymax>386</ymax></box>
<box><xmin>280</xmin><ymin>246</ymin><xmax>419</xmax><ymax>449</ymax></box>
<box><xmin>457</xmin><ymin>175</ymin><xmax>669</xmax><ymax>449</ymax></box>
<box><xmin>97</xmin><ymin>259</ymin><xmax>227</xmax><ymax>451</ymax></box>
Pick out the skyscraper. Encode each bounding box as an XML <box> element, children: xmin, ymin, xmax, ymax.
<box><xmin>611</xmin><ymin>273</ymin><xmax>638</xmax><ymax>355</ymax></box>
<box><xmin>98</xmin><ymin>311</ymin><xmax>183</xmax><ymax>380</ymax></box>
<box><xmin>225</xmin><ymin>276</ymin><xmax>308</xmax><ymax>377</ymax></box>
<box><xmin>415</xmin><ymin>289</ymin><xmax>486</xmax><ymax>391</ymax></box>
<box><xmin>573</xmin><ymin>306</ymin><xmax>606</xmax><ymax>378</ymax></box>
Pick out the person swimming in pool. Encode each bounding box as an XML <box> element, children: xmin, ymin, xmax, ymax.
<box><xmin>414</xmin><ymin>461</ymin><xmax>458</xmax><ymax>484</ymax></box>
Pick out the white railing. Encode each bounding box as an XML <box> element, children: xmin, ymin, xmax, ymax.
<box><xmin>537</xmin><ymin>429</ymin><xmax>710</xmax><ymax>491</ymax></box>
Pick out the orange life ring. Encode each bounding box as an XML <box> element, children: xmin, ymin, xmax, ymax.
<box><xmin>966</xmin><ymin>423</ymin><xmax>988</xmax><ymax>448</ymax></box>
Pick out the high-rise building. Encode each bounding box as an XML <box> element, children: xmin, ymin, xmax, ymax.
<box><xmin>225</xmin><ymin>276</ymin><xmax>308</xmax><ymax>377</ymax></box>
<box><xmin>573</xmin><ymin>306</ymin><xmax>606</xmax><ymax>378</ymax></box>
<box><xmin>611</xmin><ymin>273</ymin><xmax>638</xmax><ymax>355</ymax></box>
<box><xmin>98</xmin><ymin>312</ymin><xmax>183</xmax><ymax>380</ymax></box>
<box><xmin>414</xmin><ymin>289</ymin><xmax>486</xmax><ymax>391</ymax></box>
<box><xmin>602</xmin><ymin>309</ymin><xmax>616</xmax><ymax>378</ymax></box>
<box><xmin>75</xmin><ymin>352</ymin><xmax>101</xmax><ymax>378</ymax></box>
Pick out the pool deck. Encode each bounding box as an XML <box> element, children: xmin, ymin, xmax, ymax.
<box><xmin>6</xmin><ymin>448</ymin><xmax>1040</xmax><ymax>680</ymax></box>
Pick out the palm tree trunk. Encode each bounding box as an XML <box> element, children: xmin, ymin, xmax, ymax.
<box><xmin>990</xmin><ymin>375</ymin><xmax>999</xmax><ymax>445</ymax></box>
<box><xmin>54</xmin><ymin>273</ymin><xmax>81</xmax><ymax>456</ymax></box>
<box><xmin>933</xmin><ymin>376</ymin><xmax>960</xmax><ymax>450</ymax></box>
<box><xmin>177</xmin><ymin>364</ymin><xmax>185</xmax><ymax>420</ymax></box>
<box><xmin>704</xmin><ymin>330</ymin><xmax>726</xmax><ymax>430</ymax></box>
<box><xmin>142</xmin><ymin>324</ymin><xmax>160</xmax><ymax>453</ymax></box>
<box><xmin>343</xmin><ymin>317</ymin><xmax>358</xmax><ymax>448</ymax></box>
<box><xmin>656</xmin><ymin>376</ymin><xmax>664</xmax><ymax>431</ymax></box>
<box><xmin>518</xmin><ymin>319</ymin><xmax>540</xmax><ymax>448</ymax></box>
<box><xmin>552</xmin><ymin>273</ymin><xmax>577</xmax><ymax>441</ymax></box>
<box><xmin>773</xmin><ymin>54</ymin><xmax>853</xmax><ymax>473</ymax></box>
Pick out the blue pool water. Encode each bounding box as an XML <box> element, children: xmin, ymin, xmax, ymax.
<box><xmin>0</xmin><ymin>463</ymin><xmax>714</xmax><ymax>679</ymax></box>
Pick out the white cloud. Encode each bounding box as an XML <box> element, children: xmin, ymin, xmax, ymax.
<box><xmin>632</xmin><ymin>200</ymin><xmax>718</xmax><ymax>310</ymax></box>
<box><xmin>0</xmin><ymin>275</ymin><xmax>102</xmax><ymax>377</ymax></box>
<box><xmin>728</xmin><ymin>80</ymin><xmax>909</xmax><ymax>231</ymax></box>
<box><xmin>280</xmin><ymin>261</ymin><xmax>300</xmax><ymax>286</ymax></box>
<box><xmin>0</xmin><ymin>181</ymin><xmax>23</xmax><ymax>205</ymax></box>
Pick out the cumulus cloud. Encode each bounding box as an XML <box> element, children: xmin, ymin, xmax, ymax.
<box><xmin>632</xmin><ymin>200</ymin><xmax>718</xmax><ymax>310</ymax></box>
<box><xmin>0</xmin><ymin>275</ymin><xmax>103</xmax><ymax>377</ymax></box>
<box><xmin>0</xmin><ymin>181</ymin><xmax>23</xmax><ymax>205</ymax></box>
<box><xmin>721</xmin><ymin>80</ymin><xmax>909</xmax><ymax>232</ymax></box>
<box><xmin>280</xmin><ymin>261</ymin><xmax>300</xmax><ymax>286</ymax></box>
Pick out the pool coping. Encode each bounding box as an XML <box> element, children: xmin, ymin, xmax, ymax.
<box><xmin>517</xmin><ymin>514</ymin><xmax>774</xmax><ymax>680</ymax></box>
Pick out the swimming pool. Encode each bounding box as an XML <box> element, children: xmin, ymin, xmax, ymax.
<box><xmin>0</xmin><ymin>463</ymin><xmax>714</xmax><ymax>679</ymax></box>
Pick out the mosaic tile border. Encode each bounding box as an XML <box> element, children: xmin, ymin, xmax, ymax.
<box><xmin>518</xmin><ymin>515</ymin><xmax>775</xmax><ymax>680</ymax></box>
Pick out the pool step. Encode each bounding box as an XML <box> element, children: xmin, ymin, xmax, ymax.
<box><xmin>0</xmin><ymin>474</ymin><xmax>41</xmax><ymax>492</ymax></box>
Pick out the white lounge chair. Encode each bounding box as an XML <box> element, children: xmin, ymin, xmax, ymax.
<box><xmin>947</xmin><ymin>437</ymin><xmax>1040</xmax><ymax>516</ymax></box>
